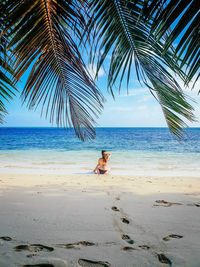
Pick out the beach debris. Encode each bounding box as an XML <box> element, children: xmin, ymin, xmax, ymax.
<box><xmin>0</xmin><ymin>236</ymin><xmax>12</xmax><ymax>241</ymax></box>
<box><xmin>14</xmin><ymin>244</ymin><xmax>54</xmax><ymax>252</ymax></box>
<box><xmin>121</xmin><ymin>217</ymin><xmax>130</xmax><ymax>224</ymax></box>
<box><xmin>121</xmin><ymin>234</ymin><xmax>134</xmax><ymax>244</ymax></box>
<box><xmin>122</xmin><ymin>246</ymin><xmax>136</xmax><ymax>251</ymax></box>
<box><xmin>154</xmin><ymin>200</ymin><xmax>182</xmax><ymax>207</ymax></box>
<box><xmin>111</xmin><ymin>206</ymin><xmax>119</xmax><ymax>211</ymax></box>
<box><xmin>157</xmin><ymin>253</ymin><xmax>172</xmax><ymax>266</ymax></box>
<box><xmin>163</xmin><ymin>234</ymin><xmax>183</xmax><ymax>241</ymax></box>
<box><xmin>78</xmin><ymin>258</ymin><xmax>111</xmax><ymax>267</ymax></box>
<box><xmin>139</xmin><ymin>245</ymin><xmax>150</xmax><ymax>250</ymax></box>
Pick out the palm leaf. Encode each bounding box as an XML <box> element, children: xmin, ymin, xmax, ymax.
<box><xmin>0</xmin><ymin>5</ymin><xmax>16</xmax><ymax>124</ymax></box>
<box><xmin>4</xmin><ymin>0</ymin><xmax>104</xmax><ymax>140</ymax></box>
<box><xmin>84</xmin><ymin>0</ymin><xmax>195</xmax><ymax>138</ymax></box>
<box><xmin>143</xmin><ymin>0</ymin><xmax>200</xmax><ymax>87</ymax></box>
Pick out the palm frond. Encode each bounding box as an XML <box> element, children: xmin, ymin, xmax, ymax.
<box><xmin>143</xmin><ymin>0</ymin><xmax>200</xmax><ymax>87</ymax></box>
<box><xmin>0</xmin><ymin>27</ymin><xmax>16</xmax><ymax>123</ymax></box>
<box><xmin>4</xmin><ymin>0</ymin><xmax>104</xmax><ymax>140</ymax></box>
<box><xmin>84</xmin><ymin>0</ymin><xmax>195</xmax><ymax>138</ymax></box>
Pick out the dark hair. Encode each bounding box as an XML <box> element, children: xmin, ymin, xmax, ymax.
<box><xmin>102</xmin><ymin>150</ymin><xmax>107</xmax><ymax>162</ymax></box>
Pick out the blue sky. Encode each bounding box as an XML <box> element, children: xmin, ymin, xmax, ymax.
<box><xmin>2</xmin><ymin>1</ymin><xmax>200</xmax><ymax>129</ymax></box>
<box><xmin>4</xmin><ymin>53</ymin><xmax>200</xmax><ymax>128</ymax></box>
<box><xmin>4</xmin><ymin>63</ymin><xmax>200</xmax><ymax>128</ymax></box>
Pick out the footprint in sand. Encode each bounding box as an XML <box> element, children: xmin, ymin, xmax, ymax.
<box><xmin>14</xmin><ymin>244</ymin><xmax>54</xmax><ymax>252</ymax></box>
<box><xmin>78</xmin><ymin>259</ymin><xmax>111</xmax><ymax>267</ymax></box>
<box><xmin>187</xmin><ymin>202</ymin><xmax>200</xmax><ymax>207</ymax></box>
<box><xmin>163</xmin><ymin>234</ymin><xmax>183</xmax><ymax>241</ymax></box>
<box><xmin>154</xmin><ymin>200</ymin><xmax>182</xmax><ymax>207</ymax></box>
<box><xmin>121</xmin><ymin>234</ymin><xmax>134</xmax><ymax>244</ymax></box>
<box><xmin>0</xmin><ymin>236</ymin><xmax>12</xmax><ymax>241</ymax></box>
<box><xmin>82</xmin><ymin>242</ymin><xmax>95</xmax><ymax>247</ymax></box>
<box><xmin>139</xmin><ymin>245</ymin><xmax>150</xmax><ymax>250</ymax></box>
<box><xmin>157</xmin><ymin>253</ymin><xmax>172</xmax><ymax>266</ymax></box>
<box><xmin>22</xmin><ymin>265</ymin><xmax>54</xmax><ymax>267</ymax></box>
<box><xmin>111</xmin><ymin>206</ymin><xmax>119</xmax><ymax>212</ymax></box>
<box><xmin>121</xmin><ymin>217</ymin><xmax>130</xmax><ymax>224</ymax></box>
<box><xmin>121</xmin><ymin>246</ymin><xmax>136</xmax><ymax>251</ymax></box>
<box><xmin>56</xmin><ymin>243</ymin><xmax>76</xmax><ymax>249</ymax></box>
<box><xmin>57</xmin><ymin>241</ymin><xmax>95</xmax><ymax>249</ymax></box>
<box><xmin>23</xmin><ymin>258</ymin><xmax>67</xmax><ymax>267</ymax></box>
<box><xmin>26</xmin><ymin>253</ymin><xmax>38</xmax><ymax>258</ymax></box>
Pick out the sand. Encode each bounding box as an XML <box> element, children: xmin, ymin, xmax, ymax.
<box><xmin>0</xmin><ymin>172</ymin><xmax>200</xmax><ymax>267</ymax></box>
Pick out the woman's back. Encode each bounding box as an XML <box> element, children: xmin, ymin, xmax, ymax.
<box><xmin>98</xmin><ymin>157</ymin><xmax>108</xmax><ymax>170</ymax></box>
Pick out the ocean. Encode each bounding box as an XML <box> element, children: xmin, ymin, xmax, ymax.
<box><xmin>0</xmin><ymin>127</ymin><xmax>200</xmax><ymax>176</ymax></box>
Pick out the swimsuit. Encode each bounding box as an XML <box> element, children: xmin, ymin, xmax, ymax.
<box><xmin>99</xmin><ymin>169</ymin><xmax>107</xmax><ymax>174</ymax></box>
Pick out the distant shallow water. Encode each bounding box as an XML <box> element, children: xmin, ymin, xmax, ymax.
<box><xmin>1</xmin><ymin>127</ymin><xmax>200</xmax><ymax>176</ymax></box>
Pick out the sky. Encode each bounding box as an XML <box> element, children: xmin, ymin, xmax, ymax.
<box><xmin>4</xmin><ymin>59</ymin><xmax>200</xmax><ymax>128</ymax></box>
<box><xmin>3</xmin><ymin>9</ymin><xmax>200</xmax><ymax>130</ymax></box>
<box><xmin>2</xmin><ymin>0</ymin><xmax>200</xmax><ymax>130</ymax></box>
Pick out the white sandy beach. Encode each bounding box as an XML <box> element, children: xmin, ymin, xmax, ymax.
<box><xmin>0</xmin><ymin>172</ymin><xmax>200</xmax><ymax>267</ymax></box>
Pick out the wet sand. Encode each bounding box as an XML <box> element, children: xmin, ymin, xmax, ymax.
<box><xmin>0</xmin><ymin>173</ymin><xmax>200</xmax><ymax>266</ymax></box>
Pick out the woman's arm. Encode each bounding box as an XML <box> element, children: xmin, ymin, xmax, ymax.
<box><xmin>107</xmin><ymin>152</ymin><xmax>111</xmax><ymax>158</ymax></box>
<box><xmin>94</xmin><ymin>159</ymin><xmax>101</xmax><ymax>174</ymax></box>
<box><xmin>105</xmin><ymin>152</ymin><xmax>111</xmax><ymax>161</ymax></box>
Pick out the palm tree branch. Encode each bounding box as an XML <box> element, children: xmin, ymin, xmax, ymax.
<box><xmin>85</xmin><ymin>0</ymin><xmax>195</xmax><ymax>138</ymax></box>
<box><xmin>146</xmin><ymin>0</ymin><xmax>200</xmax><ymax>86</ymax></box>
<box><xmin>5</xmin><ymin>0</ymin><xmax>104</xmax><ymax>140</ymax></box>
<box><xmin>0</xmin><ymin>33</ymin><xmax>16</xmax><ymax>123</ymax></box>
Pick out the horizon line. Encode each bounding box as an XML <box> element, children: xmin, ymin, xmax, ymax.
<box><xmin>1</xmin><ymin>126</ymin><xmax>200</xmax><ymax>129</ymax></box>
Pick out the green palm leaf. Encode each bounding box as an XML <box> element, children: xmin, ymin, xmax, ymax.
<box><xmin>143</xmin><ymin>0</ymin><xmax>200</xmax><ymax>87</ymax></box>
<box><xmin>0</xmin><ymin>28</ymin><xmax>16</xmax><ymax>123</ymax></box>
<box><xmin>3</xmin><ymin>0</ymin><xmax>104</xmax><ymax>140</ymax></box>
<box><xmin>85</xmin><ymin>0</ymin><xmax>195</xmax><ymax>138</ymax></box>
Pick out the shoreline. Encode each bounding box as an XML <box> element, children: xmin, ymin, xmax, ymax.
<box><xmin>1</xmin><ymin>166</ymin><xmax>200</xmax><ymax>178</ymax></box>
<box><xmin>1</xmin><ymin>148</ymin><xmax>200</xmax><ymax>179</ymax></box>
<box><xmin>0</xmin><ymin>172</ymin><xmax>200</xmax><ymax>266</ymax></box>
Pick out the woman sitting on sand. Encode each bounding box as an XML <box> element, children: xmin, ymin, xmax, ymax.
<box><xmin>94</xmin><ymin>150</ymin><xmax>111</xmax><ymax>174</ymax></box>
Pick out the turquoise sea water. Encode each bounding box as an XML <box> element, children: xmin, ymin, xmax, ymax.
<box><xmin>0</xmin><ymin>127</ymin><xmax>200</xmax><ymax>176</ymax></box>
